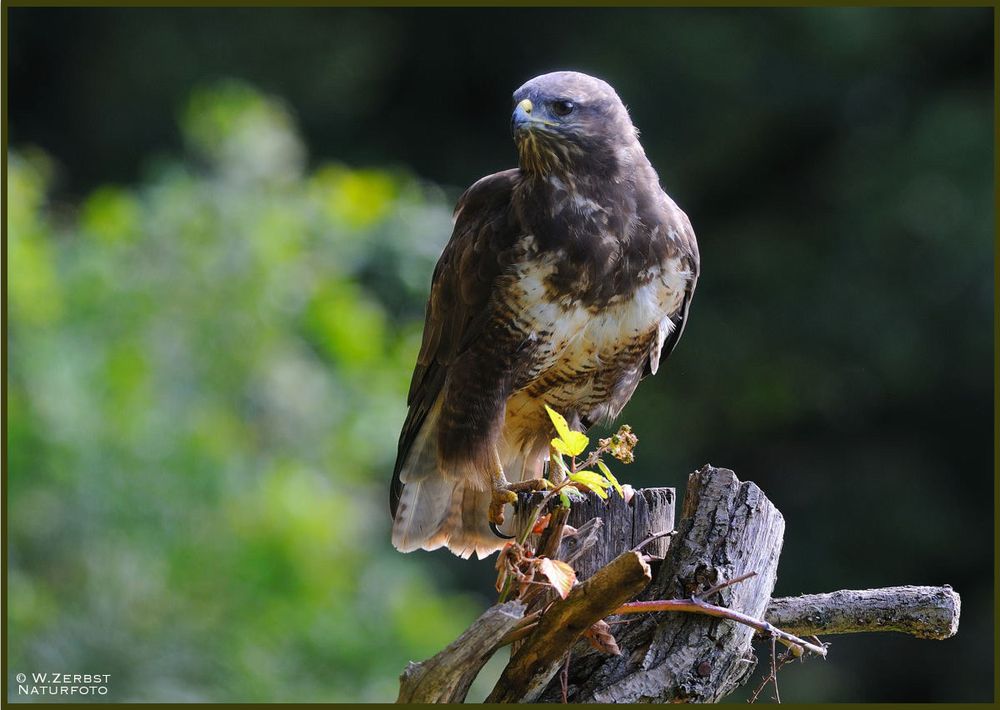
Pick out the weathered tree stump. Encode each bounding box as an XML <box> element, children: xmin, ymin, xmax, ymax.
<box><xmin>539</xmin><ymin>465</ymin><xmax>784</xmax><ymax>703</ymax></box>
<box><xmin>396</xmin><ymin>464</ymin><xmax>961</xmax><ymax>704</ymax></box>
<box><xmin>513</xmin><ymin>485</ymin><xmax>676</xmax><ymax>581</ymax></box>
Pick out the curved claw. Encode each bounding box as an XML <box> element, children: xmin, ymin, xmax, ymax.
<box><xmin>489</xmin><ymin>522</ymin><xmax>516</xmax><ymax>540</ymax></box>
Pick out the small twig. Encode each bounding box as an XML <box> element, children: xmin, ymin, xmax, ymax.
<box><xmin>574</xmin><ymin>442</ymin><xmax>613</xmax><ymax>473</ymax></box>
<box><xmin>515</xmin><ymin>479</ymin><xmax>575</xmax><ymax>548</ymax></box>
<box><xmin>605</xmin><ymin>616</ymin><xmax>640</xmax><ymax>626</ymax></box>
<box><xmin>560</xmin><ymin>648</ymin><xmax>572</xmax><ymax>703</ymax></box>
<box><xmin>631</xmin><ymin>529</ymin><xmax>676</xmax><ymax>553</ymax></box>
<box><xmin>497</xmin><ymin>609</ymin><xmax>543</xmax><ymax>646</ymax></box>
<box><xmin>498</xmin><ymin>500</ymin><xmax>564</xmax><ymax>604</ymax></box>
<box><xmin>748</xmin><ymin>646</ymin><xmax>795</xmax><ymax>703</ymax></box>
<box><xmin>613</xmin><ymin>597</ymin><xmax>827</xmax><ymax>658</ymax></box>
<box><xmin>770</xmin><ymin>636</ymin><xmax>781</xmax><ymax>703</ymax></box>
<box><xmin>698</xmin><ymin>571</ymin><xmax>758</xmax><ymax>600</ymax></box>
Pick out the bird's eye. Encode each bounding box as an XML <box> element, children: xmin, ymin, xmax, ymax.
<box><xmin>551</xmin><ymin>99</ymin><xmax>575</xmax><ymax>117</ymax></box>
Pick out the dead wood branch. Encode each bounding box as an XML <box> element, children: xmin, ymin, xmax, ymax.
<box><xmin>615</xmin><ymin>597</ymin><xmax>827</xmax><ymax>658</ymax></box>
<box><xmin>485</xmin><ymin>550</ymin><xmax>652</xmax><ymax>703</ymax></box>
<box><xmin>765</xmin><ymin>585</ymin><xmax>961</xmax><ymax>640</ymax></box>
<box><xmin>396</xmin><ymin>600</ymin><xmax>525</xmax><ymax>703</ymax></box>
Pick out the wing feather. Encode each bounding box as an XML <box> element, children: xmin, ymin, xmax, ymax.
<box><xmin>644</xmin><ymin>202</ymin><xmax>700</xmax><ymax>378</ymax></box>
<box><xmin>390</xmin><ymin>169</ymin><xmax>521</xmax><ymax>517</ymax></box>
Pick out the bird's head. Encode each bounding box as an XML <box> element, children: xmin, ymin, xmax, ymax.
<box><xmin>511</xmin><ymin>71</ymin><xmax>639</xmax><ymax>179</ymax></box>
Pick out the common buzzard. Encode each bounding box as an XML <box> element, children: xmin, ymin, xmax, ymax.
<box><xmin>390</xmin><ymin>71</ymin><xmax>699</xmax><ymax>559</ymax></box>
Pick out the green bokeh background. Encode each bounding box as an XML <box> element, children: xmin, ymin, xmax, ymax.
<box><xmin>6</xmin><ymin>7</ymin><xmax>994</xmax><ymax>703</ymax></box>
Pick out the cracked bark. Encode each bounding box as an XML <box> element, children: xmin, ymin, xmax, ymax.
<box><xmin>539</xmin><ymin>465</ymin><xmax>784</xmax><ymax>703</ymax></box>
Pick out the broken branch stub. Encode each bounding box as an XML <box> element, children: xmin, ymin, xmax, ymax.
<box><xmin>396</xmin><ymin>600</ymin><xmax>526</xmax><ymax>703</ymax></box>
<box><xmin>765</xmin><ymin>585</ymin><xmax>961</xmax><ymax>640</ymax></box>
<box><xmin>486</xmin><ymin>550</ymin><xmax>652</xmax><ymax>703</ymax></box>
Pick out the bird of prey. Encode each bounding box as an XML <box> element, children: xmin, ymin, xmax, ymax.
<box><xmin>390</xmin><ymin>71</ymin><xmax>699</xmax><ymax>559</ymax></box>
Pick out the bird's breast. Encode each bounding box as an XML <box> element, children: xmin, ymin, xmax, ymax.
<box><xmin>496</xmin><ymin>246</ymin><xmax>692</xmax><ymax>455</ymax></box>
<box><xmin>504</xmin><ymin>249</ymin><xmax>690</xmax><ymax>387</ymax></box>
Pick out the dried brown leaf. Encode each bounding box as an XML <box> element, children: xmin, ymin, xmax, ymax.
<box><xmin>584</xmin><ymin>619</ymin><xmax>621</xmax><ymax>655</ymax></box>
<box><xmin>532</xmin><ymin>513</ymin><xmax>552</xmax><ymax>535</ymax></box>
<box><xmin>537</xmin><ymin>557</ymin><xmax>577</xmax><ymax>599</ymax></box>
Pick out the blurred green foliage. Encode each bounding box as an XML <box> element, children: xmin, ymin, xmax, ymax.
<box><xmin>7</xmin><ymin>84</ymin><xmax>483</xmax><ymax>702</ymax></box>
<box><xmin>6</xmin><ymin>7</ymin><xmax>994</xmax><ymax>703</ymax></box>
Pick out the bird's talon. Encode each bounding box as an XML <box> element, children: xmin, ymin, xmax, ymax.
<box><xmin>507</xmin><ymin>480</ymin><xmax>548</xmax><ymax>493</ymax></box>
<box><xmin>498</xmin><ymin>490</ymin><xmax>519</xmax><ymax>504</ymax></box>
<box><xmin>488</xmin><ymin>489</ymin><xmax>518</xmax><ymax>528</ymax></box>
<box><xmin>489</xmin><ymin>521</ymin><xmax>515</xmax><ymax>540</ymax></box>
<box><xmin>487</xmin><ymin>477</ymin><xmax>558</xmax><ymax>541</ymax></box>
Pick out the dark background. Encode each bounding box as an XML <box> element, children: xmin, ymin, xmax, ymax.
<box><xmin>7</xmin><ymin>7</ymin><xmax>994</xmax><ymax>702</ymax></box>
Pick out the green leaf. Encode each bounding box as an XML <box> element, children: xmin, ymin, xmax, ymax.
<box><xmin>545</xmin><ymin>404</ymin><xmax>573</xmax><ymax>440</ymax></box>
<box><xmin>551</xmin><ymin>434</ymin><xmax>589</xmax><ymax>457</ymax></box>
<box><xmin>551</xmin><ymin>437</ymin><xmax>572</xmax><ymax>456</ymax></box>
<box><xmin>570</xmin><ymin>470</ymin><xmax>612</xmax><ymax>489</ymax></box>
<box><xmin>550</xmin><ymin>453</ymin><xmax>569</xmax><ymax>476</ymax></box>
<box><xmin>597</xmin><ymin>460</ymin><xmax>624</xmax><ymax>498</ymax></box>
<box><xmin>544</xmin><ymin>404</ymin><xmax>590</xmax><ymax>456</ymax></box>
<box><xmin>569</xmin><ymin>471</ymin><xmax>611</xmax><ymax>499</ymax></box>
<box><xmin>559</xmin><ymin>485</ymin><xmax>585</xmax><ymax>507</ymax></box>
<box><xmin>563</xmin><ymin>431</ymin><xmax>590</xmax><ymax>457</ymax></box>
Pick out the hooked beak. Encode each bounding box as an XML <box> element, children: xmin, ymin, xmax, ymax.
<box><xmin>511</xmin><ymin>98</ymin><xmax>553</xmax><ymax>135</ymax></box>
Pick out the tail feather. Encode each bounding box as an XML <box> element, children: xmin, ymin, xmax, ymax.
<box><xmin>392</xmin><ymin>479</ymin><xmax>502</xmax><ymax>559</ymax></box>
<box><xmin>391</xmin><ymin>403</ymin><xmax>548</xmax><ymax>559</ymax></box>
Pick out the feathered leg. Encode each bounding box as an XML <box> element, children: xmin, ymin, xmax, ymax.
<box><xmin>486</xmin><ymin>447</ymin><xmax>548</xmax><ymax>534</ymax></box>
